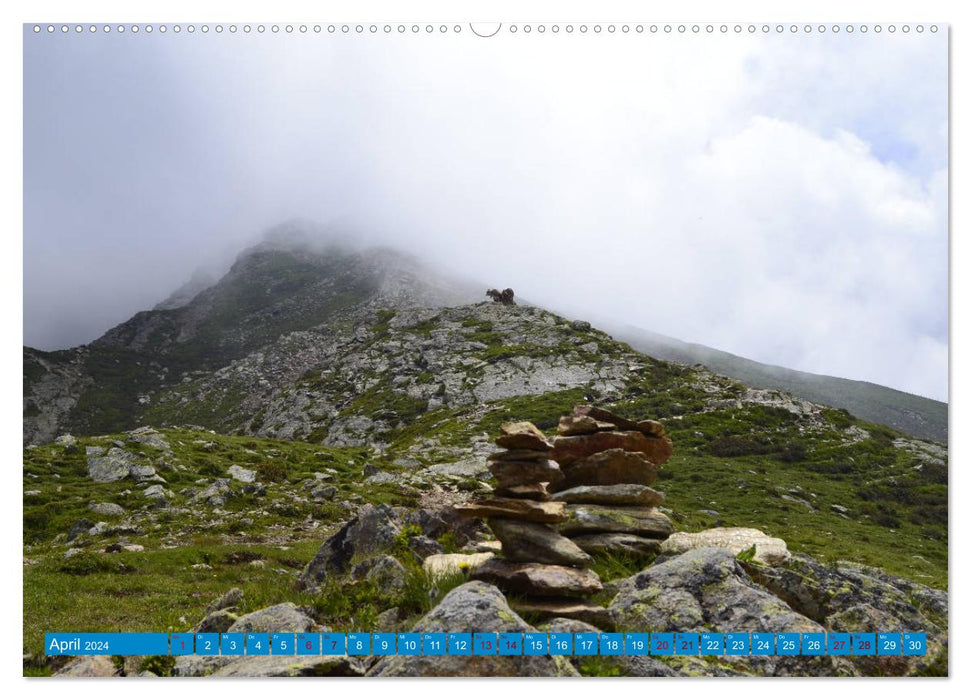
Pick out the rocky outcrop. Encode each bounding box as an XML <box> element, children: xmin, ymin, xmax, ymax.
<box><xmin>661</xmin><ymin>527</ymin><xmax>790</xmax><ymax>566</ymax></box>
<box><xmin>367</xmin><ymin>581</ymin><xmax>578</xmax><ymax>677</ymax></box>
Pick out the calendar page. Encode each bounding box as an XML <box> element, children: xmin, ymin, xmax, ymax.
<box><xmin>21</xmin><ymin>13</ymin><xmax>948</xmax><ymax>680</ymax></box>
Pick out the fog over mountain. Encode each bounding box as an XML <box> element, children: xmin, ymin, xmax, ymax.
<box><xmin>23</xmin><ymin>27</ymin><xmax>947</xmax><ymax>401</ymax></box>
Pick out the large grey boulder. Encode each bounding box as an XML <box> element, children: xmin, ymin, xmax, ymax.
<box><xmin>608</xmin><ymin>547</ymin><xmax>852</xmax><ymax>676</ymax></box>
<box><xmin>298</xmin><ymin>504</ymin><xmax>401</xmax><ymax>589</ymax></box>
<box><xmin>226</xmin><ymin>603</ymin><xmax>317</xmax><ymax>634</ymax></box>
<box><xmin>87</xmin><ymin>447</ymin><xmax>137</xmax><ymax>482</ymax></box>
<box><xmin>368</xmin><ymin>581</ymin><xmax>579</xmax><ymax>677</ymax></box>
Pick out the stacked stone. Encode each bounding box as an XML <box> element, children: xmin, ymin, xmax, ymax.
<box><xmin>550</xmin><ymin>405</ymin><xmax>675</xmax><ymax>558</ymax></box>
<box><xmin>455</xmin><ymin>422</ymin><xmax>611</xmax><ymax>628</ymax></box>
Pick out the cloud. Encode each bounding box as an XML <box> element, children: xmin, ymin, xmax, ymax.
<box><xmin>22</xmin><ymin>30</ymin><xmax>947</xmax><ymax>400</ymax></box>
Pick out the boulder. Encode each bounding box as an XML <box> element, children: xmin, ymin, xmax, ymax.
<box><xmin>194</xmin><ymin>609</ymin><xmax>239</xmax><ymax>633</ymax></box>
<box><xmin>551</xmin><ymin>483</ymin><xmax>665</xmax><ymax>507</ymax></box>
<box><xmin>310</xmin><ymin>484</ymin><xmax>338</xmax><ymax>501</ymax></box>
<box><xmin>471</xmin><ymin>559</ymin><xmax>602</xmax><ymax>598</ymax></box>
<box><xmin>298</xmin><ymin>504</ymin><xmax>401</xmax><ymax>588</ymax></box>
<box><xmin>129</xmin><ymin>464</ymin><xmax>162</xmax><ymax>483</ymax></box>
<box><xmin>367</xmin><ymin>581</ymin><xmax>578</xmax><ymax>677</ymax></box>
<box><xmin>67</xmin><ymin>518</ymin><xmax>95</xmax><ymax>542</ymax></box>
<box><xmin>227</xmin><ymin>603</ymin><xmax>317</xmax><ymax>634</ymax></box>
<box><xmin>86</xmin><ymin>447</ymin><xmax>136</xmax><ymax>482</ymax></box>
<box><xmin>495</xmin><ymin>422</ymin><xmax>554</xmax><ymax>451</ymax></box>
<box><xmin>570</xmin><ymin>532</ymin><xmax>665</xmax><ymax>557</ymax></box>
<box><xmin>227</xmin><ymin>465</ymin><xmax>257</xmax><ymax>483</ymax></box>
<box><xmin>193</xmin><ymin>479</ymin><xmax>234</xmax><ymax>507</ymax></box>
<box><xmin>487</xmin><ymin>518</ymin><xmax>592</xmax><ymax>567</ymax></box>
<box><xmin>206</xmin><ymin>587</ymin><xmax>244</xmax><ymax>615</ymax></box>
<box><xmin>553</xmin><ymin>431</ymin><xmax>672</xmax><ymax>467</ymax></box>
<box><xmin>558</xmin><ymin>504</ymin><xmax>674</xmax><ymax>538</ymax></box>
<box><xmin>661</xmin><ymin>527</ymin><xmax>790</xmax><ymax>566</ymax></box>
<box><xmin>52</xmin><ymin>656</ymin><xmax>119</xmax><ymax>677</ymax></box>
<box><xmin>608</xmin><ymin>547</ymin><xmax>851</xmax><ymax>677</ymax></box>
<box><xmin>455</xmin><ymin>498</ymin><xmax>567</xmax><ymax>523</ymax></box>
<box><xmin>350</xmin><ymin>555</ymin><xmax>407</xmax><ymax>592</ymax></box>
<box><xmin>89</xmin><ymin>502</ymin><xmax>126</xmax><ymax>517</ymax></box>
<box><xmin>512</xmin><ymin>600</ymin><xmax>615</xmax><ymax>630</ymax></box>
<box><xmin>558</xmin><ymin>448</ymin><xmax>658</xmax><ymax>488</ymax></box>
<box><xmin>211</xmin><ymin>655</ymin><xmax>367</xmax><ymax>677</ymax></box>
<box><xmin>488</xmin><ymin>460</ymin><xmax>563</xmax><ymax>488</ymax></box>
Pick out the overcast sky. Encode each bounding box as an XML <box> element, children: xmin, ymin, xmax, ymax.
<box><xmin>23</xmin><ymin>26</ymin><xmax>947</xmax><ymax>400</ymax></box>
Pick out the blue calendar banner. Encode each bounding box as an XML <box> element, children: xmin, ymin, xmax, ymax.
<box><xmin>195</xmin><ymin>633</ymin><xmax>219</xmax><ymax>656</ymax></box>
<box><xmin>372</xmin><ymin>633</ymin><xmax>396</xmax><ymax>655</ymax></box>
<box><xmin>272</xmin><ymin>633</ymin><xmax>294</xmax><ymax>655</ymax></box>
<box><xmin>498</xmin><ymin>633</ymin><xmax>523</xmax><ymax>655</ymax></box>
<box><xmin>45</xmin><ymin>633</ymin><xmax>169</xmax><ymax>656</ymax></box>
<box><xmin>574</xmin><ymin>633</ymin><xmax>599</xmax><ymax>656</ymax></box>
<box><xmin>725</xmin><ymin>633</ymin><xmax>749</xmax><ymax>655</ymax></box>
<box><xmin>448</xmin><ymin>633</ymin><xmax>472</xmax><ymax>655</ymax></box>
<box><xmin>802</xmin><ymin>633</ymin><xmax>825</xmax><ymax>656</ymax></box>
<box><xmin>549</xmin><ymin>632</ymin><xmax>573</xmax><ymax>655</ymax></box>
<box><xmin>170</xmin><ymin>633</ymin><xmax>193</xmax><ymax>655</ymax></box>
<box><xmin>751</xmin><ymin>633</ymin><xmax>774</xmax><ymax>656</ymax></box>
<box><xmin>651</xmin><ymin>632</ymin><xmax>674</xmax><ymax>656</ymax></box>
<box><xmin>474</xmin><ymin>633</ymin><xmax>497</xmax><ymax>655</ymax></box>
<box><xmin>852</xmin><ymin>633</ymin><xmax>876</xmax><ymax>655</ymax></box>
<box><xmin>599</xmin><ymin>633</ymin><xmax>623</xmax><ymax>656</ymax></box>
<box><xmin>777</xmin><ymin>633</ymin><xmax>800</xmax><ymax>656</ymax></box>
<box><xmin>221</xmin><ymin>633</ymin><xmax>244</xmax><ymax>655</ymax></box>
<box><xmin>246</xmin><ymin>633</ymin><xmax>270</xmax><ymax>655</ymax></box>
<box><xmin>625</xmin><ymin>633</ymin><xmax>649</xmax><ymax>655</ymax></box>
<box><xmin>347</xmin><ymin>633</ymin><xmax>371</xmax><ymax>655</ymax></box>
<box><xmin>903</xmin><ymin>633</ymin><xmax>927</xmax><ymax>656</ymax></box>
<box><xmin>297</xmin><ymin>633</ymin><xmax>320</xmax><ymax>655</ymax></box>
<box><xmin>700</xmin><ymin>633</ymin><xmax>724</xmax><ymax>656</ymax></box>
<box><xmin>827</xmin><ymin>633</ymin><xmax>851</xmax><ymax>656</ymax></box>
<box><xmin>675</xmin><ymin>633</ymin><xmax>699</xmax><ymax>655</ymax></box>
<box><xmin>524</xmin><ymin>633</ymin><xmax>548</xmax><ymax>656</ymax></box>
<box><xmin>878</xmin><ymin>633</ymin><xmax>901</xmax><ymax>656</ymax></box>
<box><xmin>423</xmin><ymin>633</ymin><xmax>447</xmax><ymax>656</ymax></box>
<box><xmin>398</xmin><ymin>633</ymin><xmax>421</xmax><ymax>656</ymax></box>
<box><xmin>320</xmin><ymin>633</ymin><xmax>344</xmax><ymax>655</ymax></box>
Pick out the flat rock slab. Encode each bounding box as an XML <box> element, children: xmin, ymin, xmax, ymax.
<box><xmin>557</xmin><ymin>414</ymin><xmax>616</xmax><ymax>436</ymax></box>
<box><xmin>471</xmin><ymin>558</ymin><xmax>602</xmax><ymax>598</ymax></box>
<box><xmin>558</xmin><ymin>504</ymin><xmax>674</xmax><ymax>538</ymax></box>
<box><xmin>455</xmin><ymin>498</ymin><xmax>567</xmax><ymax>523</ymax></box>
<box><xmin>488</xmin><ymin>460</ymin><xmax>563</xmax><ymax>488</ymax></box>
<box><xmin>212</xmin><ymin>655</ymin><xmax>367</xmax><ymax>677</ymax></box>
<box><xmin>570</xmin><ymin>532</ymin><xmax>665</xmax><ymax>557</ymax></box>
<box><xmin>488</xmin><ymin>518</ymin><xmax>593</xmax><ymax>567</ymax></box>
<box><xmin>553</xmin><ymin>431</ymin><xmax>673</xmax><ymax>467</ymax></box>
<box><xmin>661</xmin><ymin>527</ymin><xmax>790</xmax><ymax>566</ymax></box>
<box><xmin>488</xmin><ymin>449</ymin><xmax>552</xmax><ymax>463</ymax></box>
<box><xmin>573</xmin><ymin>405</ymin><xmax>667</xmax><ymax>438</ymax></box>
<box><xmin>559</xmin><ymin>449</ymin><xmax>658</xmax><ymax>489</ymax></box>
<box><xmin>496</xmin><ymin>422</ymin><xmax>554</xmax><ymax>451</ymax></box>
<box><xmin>551</xmin><ymin>483</ymin><xmax>665</xmax><ymax>507</ymax></box>
<box><xmin>422</xmin><ymin>552</ymin><xmax>495</xmax><ymax>578</ymax></box>
<box><xmin>494</xmin><ymin>483</ymin><xmax>551</xmax><ymax>501</ymax></box>
<box><xmin>511</xmin><ymin>600</ymin><xmax>616</xmax><ymax>631</ymax></box>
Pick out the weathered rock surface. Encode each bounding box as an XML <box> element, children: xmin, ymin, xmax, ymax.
<box><xmin>511</xmin><ymin>600</ymin><xmax>615</xmax><ymax>630</ymax></box>
<box><xmin>608</xmin><ymin>547</ymin><xmax>852</xmax><ymax>676</ymax></box>
<box><xmin>487</xmin><ymin>459</ymin><xmax>563</xmax><ymax>488</ymax></box>
<box><xmin>488</xmin><ymin>518</ymin><xmax>593</xmax><ymax>567</ymax></box>
<box><xmin>551</xmin><ymin>483</ymin><xmax>665</xmax><ymax>507</ymax></box>
<box><xmin>350</xmin><ymin>554</ymin><xmax>407</xmax><ymax>592</ymax></box>
<box><xmin>661</xmin><ymin>527</ymin><xmax>790</xmax><ymax>566</ymax></box>
<box><xmin>86</xmin><ymin>447</ymin><xmax>137</xmax><ymax>482</ymax></box>
<box><xmin>495</xmin><ymin>422</ymin><xmax>554</xmax><ymax>451</ymax></box>
<box><xmin>570</xmin><ymin>532</ymin><xmax>665</xmax><ymax>557</ymax></box>
<box><xmin>471</xmin><ymin>558</ymin><xmax>602</xmax><ymax>598</ymax></box>
<box><xmin>52</xmin><ymin>656</ymin><xmax>119</xmax><ymax>677</ymax></box>
<box><xmin>88</xmin><ymin>502</ymin><xmax>126</xmax><ymax>517</ymax></box>
<box><xmin>493</xmin><ymin>483</ymin><xmax>551</xmax><ymax>501</ymax></box>
<box><xmin>557</xmin><ymin>448</ymin><xmax>658</xmax><ymax>488</ymax></box>
<box><xmin>557</xmin><ymin>414</ymin><xmax>615</xmax><ymax>436</ymax></box>
<box><xmin>558</xmin><ymin>504</ymin><xmax>674</xmax><ymax>538</ymax></box>
<box><xmin>227</xmin><ymin>465</ymin><xmax>257</xmax><ymax>483</ymax></box>
<box><xmin>553</xmin><ymin>431</ymin><xmax>672</xmax><ymax>467</ymax></box>
<box><xmin>211</xmin><ymin>655</ymin><xmax>367</xmax><ymax>677</ymax></box>
<box><xmin>455</xmin><ymin>497</ymin><xmax>567</xmax><ymax>523</ymax></box>
<box><xmin>298</xmin><ymin>504</ymin><xmax>401</xmax><ymax>588</ymax></box>
<box><xmin>227</xmin><ymin>603</ymin><xmax>317</xmax><ymax>634</ymax></box>
<box><xmin>367</xmin><ymin>581</ymin><xmax>578</xmax><ymax>677</ymax></box>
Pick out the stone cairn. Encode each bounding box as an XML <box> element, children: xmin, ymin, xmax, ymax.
<box><xmin>455</xmin><ymin>405</ymin><xmax>674</xmax><ymax>629</ymax></box>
